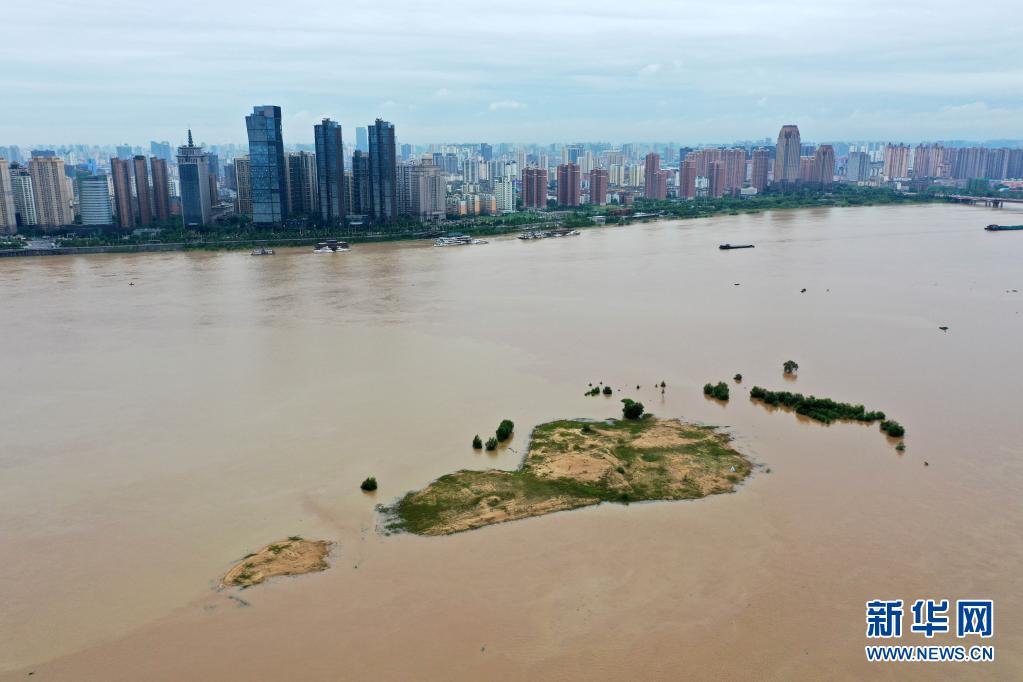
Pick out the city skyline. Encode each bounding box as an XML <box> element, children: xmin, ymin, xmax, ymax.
<box><xmin>3</xmin><ymin>0</ymin><xmax>1022</xmax><ymax>144</ymax></box>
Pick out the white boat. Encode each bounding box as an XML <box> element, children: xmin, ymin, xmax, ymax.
<box><xmin>314</xmin><ymin>240</ymin><xmax>350</xmax><ymax>253</ymax></box>
<box><xmin>434</xmin><ymin>235</ymin><xmax>487</xmax><ymax>247</ymax></box>
<box><xmin>250</xmin><ymin>247</ymin><xmax>274</xmax><ymax>256</ymax></box>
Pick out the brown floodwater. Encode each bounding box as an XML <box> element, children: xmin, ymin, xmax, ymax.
<box><xmin>1</xmin><ymin>203</ymin><xmax>1022</xmax><ymax>680</ymax></box>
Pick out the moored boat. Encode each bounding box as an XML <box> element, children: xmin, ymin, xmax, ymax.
<box><xmin>250</xmin><ymin>247</ymin><xmax>274</xmax><ymax>256</ymax></box>
<box><xmin>985</xmin><ymin>224</ymin><xmax>1023</xmax><ymax>231</ymax></box>
<box><xmin>314</xmin><ymin>240</ymin><xmax>350</xmax><ymax>253</ymax></box>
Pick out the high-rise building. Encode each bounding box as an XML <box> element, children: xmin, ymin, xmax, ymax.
<box><xmin>0</xmin><ymin>160</ymin><xmax>16</xmax><ymax>233</ymax></box>
<box><xmin>774</xmin><ymin>125</ymin><xmax>801</xmax><ymax>185</ymax></box>
<box><xmin>814</xmin><ymin>145</ymin><xmax>835</xmax><ymax>188</ymax></box>
<box><xmin>679</xmin><ymin>158</ymin><xmax>697</xmax><ymax>199</ymax></box>
<box><xmin>78</xmin><ymin>174</ymin><xmax>114</xmax><ymax>226</ymax></box>
<box><xmin>368</xmin><ymin>118</ymin><xmax>397</xmax><ymax>224</ymax></box>
<box><xmin>846</xmin><ymin>151</ymin><xmax>871</xmax><ymax>182</ymax></box>
<box><xmin>285</xmin><ymin>151</ymin><xmax>317</xmax><ymax>216</ymax></box>
<box><xmin>234</xmin><ymin>156</ymin><xmax>252</xmax><ymax>219</ymax></box>
<box><xmin>350</xmin><ymin>150</ymin><xmax>372</xmax><ymax>216</ymax></box>
<box><xmin>410</xmin><ymin>163</ymin><xmax>446</xmax><ymax>221</ymax></box>
<box><xmin>116</xmin><ymin>144</ymin><xmax>133</xmax><ymax>161</ymax></box>
<box><xmin>912</xmin><ymin>143</ymin><xmax>944</xmax><ymax>179</ymax></box>
<box><xmin>150</xmin><ymin>141</ymin><xmax>172</xmax><ymax>162</ymax></box>
<box><xmin>10</xmin><ymin>166</ymin><xmax>37</xmax><ymax>226</ymax></box>
<box><xmin>750</xmin><ymin>148</ymin><xmax>769</xmax><ymax>192</ymax></box>
<box><xmin>556</xmin><ymin>163</ymin><xmax>580</xmax><ymax>206</ymax></box>
<box><xmin>480</xmin><ymin>143</ymin><xmax>493</xmax><ymax>161</ymax></box>
<box><xmin>207</xmin><ymin>153</ymin><xmax>220</xmax><ymax>204</ymax></box>
<box><xmin>521</xmin><ymin>167</ymin><xmax>547</xmax><ymax>209</ymax></box>
<box><xmin>314</xmin><ymin>118</ymin><xmax>345</xmax><ymax>226</ymax></box>
<box><xmin>150</xmin><ymin>157</ymin><xmax>170</xmax><ymax>221</ymax></box>
<box><xmin>799</xmin><ymin>156</ymin><xmax>817</xmax><ymax>183</ymax></box>
<box><xmin>355</xmin><ymin>127</ymin><xmax>368</xmax><ymax>152</ymax></box>
<box><xmin>882</xmin><ymin>143</ymin><xmax>910</xmax><ymax>180</ymax></box>
<box><xmin>132</xmin><ymin>155</ymin><xmax>152</xmax><ymax>225</ymax></box>
<box><xmin>176</xmin><ymin>129</ymin><xmax>212</xmax><ymax>227</ymax></box>
<box><xmin>494</xmin><ymin>177</ymin><xmax>515</xmax><ymax>212</ymax></box>
<box><xmin>708</xmin><ymin>160</ymin><xmax>728</xmax><ymax>198</ymax></box>
<box><xmin>643</xmin><ymin>153</ymin><xmax>666</xmax><ymax>199</ymax></box>
<box><xmin>27</xmin><ymin>155</ymin><xmax>73</xmax><ymax>226</ymax></box>
<box><xmin>110</xmin><ymin>158</ymin><xmax>135</xmax><ymax>229</ymax></box>
<box><xmin>246</xmin><ymin>105</ymin><xmax>288</xmax><ymax>225</ymax></box>
<box><xmin>589</xmin><ymin>168</ymin><xmax>608</xmax><ymax>205</ymax></box>
<box><xmin>724</xmin><ymin>148</ymin><xmax>746</xmax><ymax>192</ymax></box>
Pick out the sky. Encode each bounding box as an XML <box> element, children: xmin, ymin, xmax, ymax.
<box><xmin>2</xmin><ymin>0</ymin><xmax>1022</xmax><ymax>147</ymax></box>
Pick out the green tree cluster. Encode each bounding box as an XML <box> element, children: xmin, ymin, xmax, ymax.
<box><xmin>703</xmin><ymin>382</ymin><xmax>730</xmax><ymax>401</ymax></box>
<box><xmin>749</xmin><ymin>386</ymin><xmax>894</xmax><ymax>427</ymax></box>
<box><xmin>621</xmin><ymin>399</ymin><xmax>645</xmax><ymax>420</ymax></box>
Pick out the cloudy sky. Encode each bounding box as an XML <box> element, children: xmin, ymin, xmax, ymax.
<box><xmin>2</xmin><ymin>0</ymin><xmax>1021</xmax><ymax>146</ymax></box>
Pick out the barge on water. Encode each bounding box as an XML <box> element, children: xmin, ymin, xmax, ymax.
<box><xmin>314</xmin><ymin>240</ymin><xmax>350</xmax><ymax>253</ymax></box>
<box><xmin>985</xmin><ymin>224</ymin><xmax>1023</xmax><ymax>231</ymax></box>
<box><xmin>719</xmin><ymin>243</ymin><xmax>755</xmax><ymax>250</ymax></box>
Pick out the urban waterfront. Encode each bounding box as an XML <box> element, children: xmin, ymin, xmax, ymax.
<box><xmin>1</xmin><ymin>203</ymin><xmax>1021</xmax><ymax>679</ymax></box>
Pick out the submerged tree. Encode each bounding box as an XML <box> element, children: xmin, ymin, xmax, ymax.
<box><xmin>496</xmin><ymin>419</ymin><xmax>514</xmax><ymax>441</ymax></box>
<box><xmin>472</xmin><ymin>435</ymin><xmax>483</xmax><ymax>449</ymax></box>
<box><xmin>360</xmin><ymin>477</ymin><xmax>378</xmax><ymax>492</ymax></box>
<box><xmin>783</xmin><ymin>360</ymin><xmax>799</xmax><ymax>375</ymax></box>
<box><xmin>621</xmin><ymin>398</ymin><xmax>645</xmax><ymax>420</ymax></box>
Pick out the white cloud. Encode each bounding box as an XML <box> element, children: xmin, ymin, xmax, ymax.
<box><xmin>488</xmin><ymin>100</ymin><xmax>527</xmax><ymax>112</ymax></box>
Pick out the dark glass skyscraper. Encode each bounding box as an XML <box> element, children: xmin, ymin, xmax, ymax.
<box><xmin>245</xmin><ymin>105</ymin><xmax>288</xmax><ymax>225</ymax></box>
<box><xmin>177</xmin><ymin>130</ymin><xmax>212</xmax><ymax>227</ymax></box>
<box><xmin>314</xmin><ymin>118</ymin><xmax>345</xmax><ymax>226</ymax></box>
<box><xmin>355</xmin><ymin>127</ymin><xmax>368</xmax><ymax>152</ymax></box>
<box><xmin>351</xmin><ymin>150</ymin><xmax>371</xmax><ymax>217</ymax></box>
<box><xmin>368</xmin><ymin>119</ymin><xmax>397</xmax><ymax>225</ymax></box>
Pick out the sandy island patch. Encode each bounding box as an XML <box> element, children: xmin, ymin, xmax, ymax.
<box><xmin>222</xmin><ymin>538</ymin><xmax>332</xmax><ymax>588</ymax></box>
<box><xmin>386</xmin><ymin>416</ymin><xmax>752</xmax><ymax>535</ymax></box>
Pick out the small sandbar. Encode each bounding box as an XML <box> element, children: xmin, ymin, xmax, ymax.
<box><xmin>387</xmin><ymin>416</ymin><xmax>752</xmax><ymax>535</ymax></box>
<box><xmin>222</xmin><ymin>538</ymin><xmax>332</xmax><ymax>588</ymax></box>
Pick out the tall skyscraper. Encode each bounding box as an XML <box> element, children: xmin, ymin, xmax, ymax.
<box><xmin>356</xmin><ymin>127</ymin><xmax>368</xmax><ymax>152</ymax></box>
<box><xmin>409</xmin><ymin>163</ymin><xmax>446</xmax><ymax>221</ymax></box>
<box><xmin>814</xmin><ymin>145</ymin><xmax>835</xmax><ymax>189</ymax></box>
<box><xmin>150</xmin><ymin>157</ymin><xmax>171</xmax><ymax>221</ymax></box>
<box><xmin>150</xmin><ymin>141</ymin><xmax>172</xmax><ymax>162</ymax></box>
<box><xmin>846</xmin><ymin>151</ymin><xmax>870</xmax><ymax>182</ymax></box>
<box><xmin>176</xmin><ymin>130</ymin><xmax>212</xmax><ymax>227</ymax></box>
<box><xmin>350</xmin><ymin>150</ymin><xmax>372</xmax><ymax>216</ymax></box>
<box><xmin>679</xmin><ymin>158</ymin><xmax>697</xmax><ymax>199</ymax></box>
<box><xmin>774</xmin><ymin>125</ymin><xmax>801</xmax><ymax>185</ymax></box>
<box><xmin>494</xmin><ymin>177</ymin><xmax>515</xmax><ymax>212</ymax></box>
<box><xmin>234</xmin><ymin>156</ymin><xmax>252</xmax><ymax>218</ymax></box>
<box><xmin>556</xmin><ymin>163</ymin><xmax>580</xmax><ymax>206</ymax></box>
<box><xmin>10</xmin><ymin>166</ymin><xmax>38</xmax><ymax>226</ymax></box>
<box><xmin>27</xmin><ymin>155</ymin><xmax>73</xmax><ymax>226</ymax></box>
<box><xmin>708</xmin><ymin>160</ymin><xmax>728</xmax><ymax>198</ymax></box>
<box><xmin>368</xmin><ymin>118</ymin><xmax>397</xmax><ymax>224</ymax></box>
<box><xmin>750</xmin><ymin>148</ymin><xmax>770</xmax><ymax>192</ymax></box>
<box><xmin>132</xmin><ymin>155</ymin><xmax>152</xmax><ymax>225</ymax></box>
<box><xmin>116</xmin><ymin>144</ymin><xmax>133</xmax><ymax>161</ymax></box>
<box><xmin>724</xmin><ymin>148</ymin><xmax>746</xmax><ymax>192</ymax></box>
<box><xmin>0</xmin><ymin>160</ymin><xmax>16</xmax><ymax>233</ymax></box>
<box><xmin>110</xmin><ymin>158</ymin><xmax>135</xmax><ymax>229</ymax></box>
<box><xmin>589</xmin><ymin>168</ymin><xmax>609</xmax><ymax>205</ymax></box>
<box><xmin>314</xmin><ymin>118</ymin><xmax>345</xmax><ymax>226</ymax></box>
<box><xmin>245</xmin><ymin>105</ymin><xmax>288</xmax><ymax>225</ymax></box>
<box><xmin>882</xmin><ymin>143</ymin><xmax>910</xmax><ymax>180</ymax></box>
<box><xmin>521</xmin><ymin>167</ymin><xmax>547</xmax><ymax>209</ymax></box>
<box><xmin>285</xmin><ymin>151</ymin><xmax>317</xmax><ymax>216</ymax></box>
<box><xmin>78</xmin><ymin>174</ymin><xmax>114</xmax><ymax>226</ymax></box>
<box><xmin>644</xmin><ymin>153</ymin><xmax>663</xmax><ymax>199</ymax></box>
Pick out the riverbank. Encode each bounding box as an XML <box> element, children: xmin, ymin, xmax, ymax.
<box><xmin>0</xmin><ymin>188</ymin><xmax>952</xmax><ymax>257</ymax></box>
<box><xmin>386</xmin><ymin>416</ymin><xmax>753</xmax><ymax>535</ymax></box>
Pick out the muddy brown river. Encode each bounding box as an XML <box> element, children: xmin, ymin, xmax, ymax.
<box><xmin>1</xmin><ymin>203</ymin><xmax>1021</xmax><ymax>679</ymax></box>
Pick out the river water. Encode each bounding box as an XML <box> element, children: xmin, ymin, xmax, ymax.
<box><xmin>1</xmin><ymin>203</ymin><xmax>1021</xmax><ymax>679</ymax></box>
